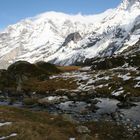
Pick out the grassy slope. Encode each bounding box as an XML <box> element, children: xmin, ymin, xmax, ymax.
<box><xmin>0</xmin><ymin>106</ymin><xmax>137</xmax><ymax>140</ymax></box>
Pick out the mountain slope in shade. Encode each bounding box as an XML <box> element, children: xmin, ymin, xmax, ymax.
<box><xmin>0</xmin><ymin>0</ymin><xmax>140</xmax><ymax>68</ymax></box>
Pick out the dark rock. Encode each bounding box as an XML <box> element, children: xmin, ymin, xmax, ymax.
<box><xmin>89</xmin><ymin>104</ymin><xmax>99</xmax><ymax>112</ymax></box>
<box><xmin>130</xmin><ymin>97</ymin><xmax>140</xmax><ymax>102</ymax></box>
<box><xmin>117</xmin><ymin>101</ymin><xmax>137</xmax><ymax>109</ymax></box>
<box><xmin>84</xmin><ymin>37</ymin><xmax>100</xmax><ymax>48</ymax></box>
<box><xmin>90</xmin><ymin>99</ymin><xmax>100</xmax><ymax>104</ymax></box>
<box><xmin>62</xmin><ymin>32</ymin><xmax>82</xmax><ymax>46</ymax></box>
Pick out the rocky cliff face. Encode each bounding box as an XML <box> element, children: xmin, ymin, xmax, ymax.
<box><xmin>62</xmin><ymin>32</ymin><xmax>82</xmax><ymax>46</ymax></box>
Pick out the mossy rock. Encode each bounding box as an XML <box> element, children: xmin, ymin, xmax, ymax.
<box><xmin>0</xmin><ymin>69</ymin><xmax>15</xmax><ymax>88</ymax></box>
<box><xmin>7</xmin><ymin>61</ymin><xmax>49</xmax><ymax>79</ymax></box>
<box><xmin>35</xmin><ymin>61</ymin><xmax>61</xmax><ymax>74</ymax></box>
<box><xmin>23</xmin><ymin>97</ymin><xmax>38</xmax><ymax>106</ymax></box>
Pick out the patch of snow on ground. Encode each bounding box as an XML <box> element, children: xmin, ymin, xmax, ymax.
<box><xmin>80</xmin><ymin>67</ymin><xmax>91</xmax><ymax>71</ymax></box>
<box><xmin>112</xmin><ymin>87</ymin><xmax>124</xmax><ymax>96</ymax></box>
<box><xmin>0</xmin><ymin>133</ymin><xmax>17</xmax><ymax>140</ymax></box>
<box><xmin>87</xmin><ymin>76</ymin><xmax>110</xmax><ymax>85</ymax></box>
<box><xmin>135</xmin><ymin>76</ymin><xmax>140</xmax><ymax>81</ymax></box>
<box><xmin>125</xmin><ymin>67</ymin><xmax>137</xmax><ymax>71</ymax></box>
<box><xmin>96</xmin><ymin>84</ymin><xmax>109</xmax><ymax>89</ymax></box>
<box><xmin>0</xmin><ymin>122</ymin><xmax>12</xmax><ymax>127</ymax></box>
<box><xmin>86</xmin><ymin>79</ymin><xmax>96</xmax><ymax>85</ymax></box>
<box><xmin>134</xmin><ymin>82</ymin><xmax>140</xmax><ymax>88</ymax></box>
<box><xmin>46</xmin><ymin>96</ymin><xmax>68</xmax><ymax>101</ymax></box>
<box><xmin>118</xmin><ymin>74</ymin><xmax>131</xmax><ymax>81</ymax></box>
<box><xmin>69</xmin><ymin>138</ymin><xmax>75</xmax><ymax>140</ymax></box>
<box><xmin>112</xmin><ymin>67</ymin><xmax>137</xmax><ymax>71</ymax></box>
<box><xmin>122</xmin><ymin>63</ymin><xmax>129</xmax><ymax>68</ymax></box>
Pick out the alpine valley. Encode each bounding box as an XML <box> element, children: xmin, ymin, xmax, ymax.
<box><xmin>0</xmin><ymin>0</ymin><xmax>140</xmax><ymax>140</ymax></box>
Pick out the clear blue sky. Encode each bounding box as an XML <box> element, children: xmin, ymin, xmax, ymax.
<box><xmin>0</xmin><ymin>0</ymin><xmax>121</xmax><ymax>30</ymax></box>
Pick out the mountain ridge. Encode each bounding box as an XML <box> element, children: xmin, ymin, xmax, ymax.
<box><xmin>0</xmin><ymin>0</ymin><xmax>140</xmax><ymax>68</ymax></box>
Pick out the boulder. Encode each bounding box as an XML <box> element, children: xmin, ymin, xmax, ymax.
<box><xmin>76</xmin><ymin>125</ymin><xmax>91</xmax><ymax>134</ymax></box>
<box><xmin>117</xmin><ymin>101</ymin><xmax>137</xmax><ymax>109</ymax></box>
<box><xmin>38</xmin><ymin>96</ymin><xmax>68</xmax><ymax>105</ymax></box>
<box><xmin>6</xmin><ymin>61</ymin><xmax>53</xmax><ymax>84</ymax></box>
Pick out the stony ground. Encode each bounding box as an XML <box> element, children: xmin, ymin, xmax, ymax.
<box><xmin>0</xmin><ymin>65</ymin><xmax>140</xmax><ymax>140</ymax></box>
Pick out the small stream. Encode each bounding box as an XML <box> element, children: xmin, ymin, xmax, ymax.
<box><xmin>121</xmin><ymin>102</ymin><xmax>140</xmax><ymax>122</ymax></box>
<box><xmin>0</xmin><ymin>100</ymin><xmax>22</xmax><ymax>107</ymax></box>
<box><xmin>96</xmin><ymin>98</ymin><xmax>119</xmax><ymax>114</ymax></box>
<box><xmin>0</xmin><ymin>96</ymin><xmax>140</xmax><ymax>128</ymax></box>
<box><xmin>49</xmin><ymin>98</ymin><xmax>140</xmax><ymax>127</ymax></box>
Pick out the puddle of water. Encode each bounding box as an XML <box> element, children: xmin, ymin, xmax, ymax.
<box><xmin>54</xmin><ymin>98</ymin><xmax>140</xmax><ymax>124</ymax></box>
<box><xmin>96</xmin><ymin>98</ymin><xmax>119</xmax><ymax>114</ymax></box>
<box><xmin>0</xmin><ymin>96</ymin><xmax>140</xmax><ymax>124</ymax></box>
<box><xmin>121</xmin><ymin>102</ymin><xmax>140</xmax><ymax>122</ymax></box>
<box><xmin>0</xmin><ymin>101</ymin><xmax>8</xmax><ymax>106</ymax></box>
<box><xmin>0</xmin><ymin>101</ymin><xmax>22</xmax><ymax>107</ymax></box>
<box><xmin>57</xmin><ymin>101</ymin><xmax>88</xmax><ymax>113</ymax></box>
<box><xmin>56</xmin><ymin>98</ymin><xmax>119</xmax><ymax>115</ymax></box>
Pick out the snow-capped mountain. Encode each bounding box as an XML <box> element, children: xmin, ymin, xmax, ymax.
<box><xmin>0</xmin><ymin>0</ymin><xmax>140</xmax><ymax>68</ymax></box>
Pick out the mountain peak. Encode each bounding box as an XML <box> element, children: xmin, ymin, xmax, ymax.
<box><xmin>123</xmin><ymin>0</ymin><xmax>140</xmax><ymax>4</ymax></box>
<box><xmin>119</xmin><ymin>0</ymin><xmax>140</xmax><ymax>10</ymax></box>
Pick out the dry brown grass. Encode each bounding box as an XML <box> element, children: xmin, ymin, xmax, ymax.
<box><xmin>23</xmin><ymin>77</ymin><xmax>78</xmax><ymax>92</ymax></box>
<box><xmin>0</xmin><ymin>106</ymin><xmax>77</xmax><ymax>140</ymax></box>
<box><xmin>57</xmin><ymin>66</ymin><xmax>81</xmax><ymax>72</ymax></box>
<box><xmin>0</xmin><ymin>106</ymin><xmax>139</xmax><ymax>140</ymax></box>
